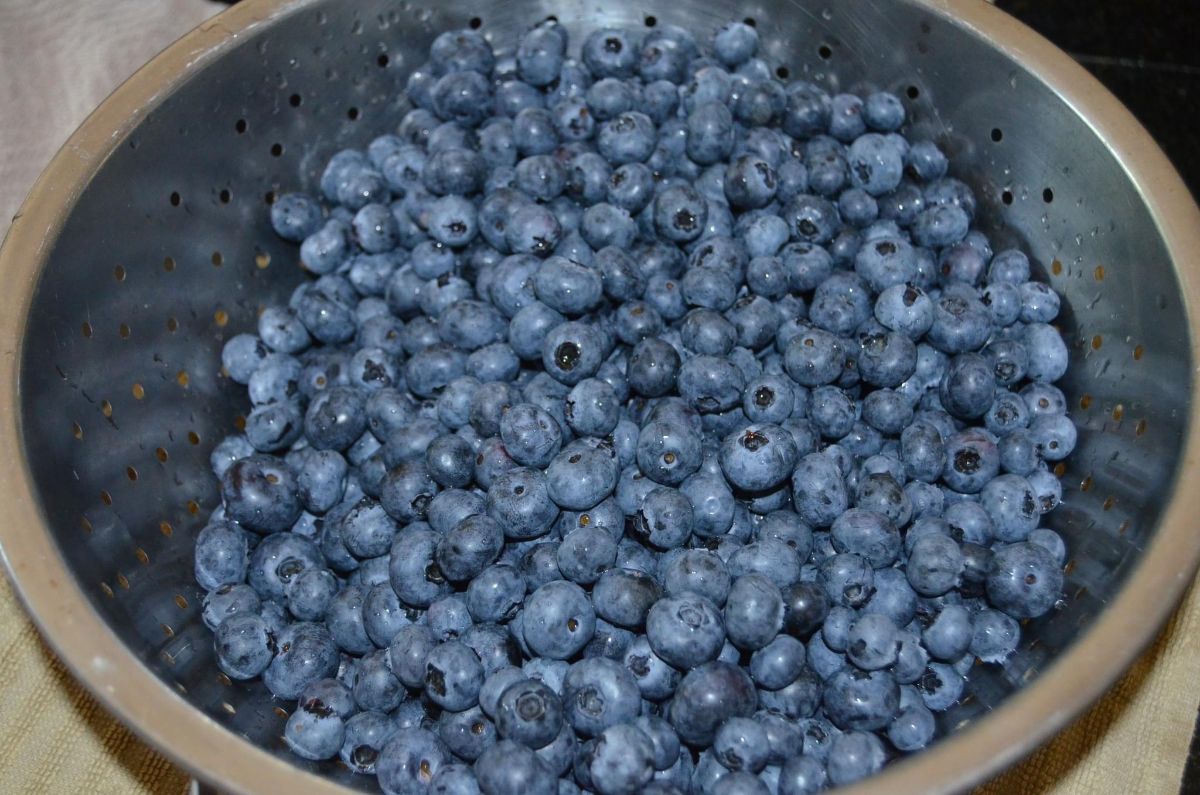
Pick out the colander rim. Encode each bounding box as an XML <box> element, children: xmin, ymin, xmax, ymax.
<box><xmin>1</xmin><ymin>1</ymin><xmax>1199</xmax><ymax>793</ymax></box>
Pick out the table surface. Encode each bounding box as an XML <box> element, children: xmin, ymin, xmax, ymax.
<box><xmin>2</xmin><ymin>1</ymin><xmax>1199</xmax><ymax>793</ymax></box>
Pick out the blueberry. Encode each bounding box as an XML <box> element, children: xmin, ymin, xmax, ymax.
<box><xmin>562</xmin><ymin>657</ymin><xmax>642</xmax><ymax>737</ymax></box>
<box><xmin>627</xmin><ymin>487</ymin><xmax>691</xmax><ymax>551</ymax></box>
<box><xmin>212</xmin><ymin>611</ymin><xmax>275</xmax><ymax>680</ymax></box>
<box><xmin>678</xmin><ymin>355</ymin><xmax>745</xmax><ymax>415</ymax></box>
<box><xmin>916</xmin><ymin>661</ymin><xmax>965</xmax><ymax>712</ymax></box>
<box><xmin>906</xmin><ymin>533</ymin><xmax>964</xmax><ymax>597</ymax></box>
<box><xmin>516</xmin><ymin>21</ymin><xmax>567</xmax><ymax>87</ymax></box>
<box><xmin>669</xmin><ymin>661</ymin><xmax>757</xmax><ymax>746</ymax></box>
<box><xmin>271</xmin><ymin>192</ymin><xmax>324</xmax><ymax>242</ymax></box>
<box><xmin>638</xmin><ymin>79</ymin><xmax>680</xmax><ymax>124</ymax></box>
<box><xmin>340</xmin><ymin>711</ymin><xmax>398</xmax><ymax>775</ymax></box>
<box><xmin>575</xmin><ymin>27</ymin><xmax>638</xmax><ymax>77</ymax></box>
<box><xmin>263</xmin><ymin>622</ymin><xmax>340</xmax><ymax>699</ymax></box>
<box><xmin>585</xmin><ymin>723</ymin><xmax>656</xmax><ymax>794</ymax></box>
<box><xmin>587</xmin><ymin>567</ymin><xmax>661</xmax><ymax>629</ymax></box>
<box><xmin>338</xmin><ymin>497</ymin><xmax>398</xmax><ymax>559</ymax></box>
<box><xmin>284</xmin><ymin>697</ymin><xmax>346</xmax><ymax>761</ymax></box>
<box><xmin>437</xmin><ymin>514</ymin><xmax>505</xmax><ymax>582</ymax></box>
<box><xmin>645</xmin><ymin>591</ymin><xmax>725</xmax><ymax>669</ymax></box>
<box><xmin>422</xmin><ymin>640</ymin><xmax>485</xmax><ymax>712</ymax></box>
<box><xmin>746</xmin><ymin>631</ymin><xmax>805</xmax><ymax>690</ymax></box>
<box><xmin>474</xmin><ymin>739</ymin><xmax>557</xmax><ymax>795</ymax></box>
<box><xmin>824</xmin><ymin>730</ymin><xmax>886</xmax><ymax>787</ymax></box>
<box><xmin>281</xmin><ymin>566</ymin><xmax>336</xmax><ymax>621</ymax></box>
<box><xmin>495</xmin><ymin>678</ymin><xmax>564</xmax><ymax>749</ymax></box>
<box><xmin>712</xmin><ymin>22</ymin><xmax>758</xmax><ymax>66</ymax></box>
<box><xmin>723</xmin><ymin>574</ymin><xmax>784</xmax><ymax>651</ymax></box>
<box><xmin>637</xmin><ymin>35</ymin><xmax>691</xmax><ymax>84</ymax></box>
<box><xmin>520</xmin><ymin>580</ymin><xmax>596</xmax><ymax>660</ymax></box>
<box><xmin>939</xmin><ymin>353</ymin><xmax>996</xmax><ymax>419</ymax></box>
<box><xmin>719</xmin><ymin>423</ymin><xmax>801</xmax><ymax>493</ymax></box>
<box><xmin>986</xmin><ymin>541</ymin><xmax>1063</xmax><ymax>619</ymax></box>
<box><xmin>194</xmin><ymin>522</ymin><xmax>250</xmax><ymax>591</ymax></box>
<box><xmin>726</xmin><ymin>539</ymin><xmax>801</xmax><ymax>589</ymax></box>
<box><xmin>969</xmin><ymin>607</ymin><xmax>1021</xmax><ymax>663</ymax></box>
<box><xmin>776</xmin><ymin>754</ymin><xmax>828</xmax><ymax>795</ymax></box>
<box><xmin>430</xmin><ymin>761</ymin><xmax>486</xmax><ymax>795</ymax></box>
<box><xmin>379</xmin><ymin>455</ymin><xmax>437</xmax><ymax>523</ymax></box>
<box><xmin>791</xmin><ymin>453</ymin><xmax>849</xmax><ymax>528</ymax></box>
<box><xmin>377</xmin><ymin>728</ymin><xmax>452</xmax><ymax>795</ymax></box>
<box><xmin>221</xmin><ymin>454</ymin><xmax>303</xmax><ymax>534</ymax></box>
<box><xmin>782</xmin><ymin>327</ymin><xmax>844</xmax><ymax>388</ymax></box>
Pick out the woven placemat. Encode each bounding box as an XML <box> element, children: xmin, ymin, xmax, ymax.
<box><xmin>1</xmin><ymin>1</ymin><xmax>1197</xmax><ymax>793</ymax></box>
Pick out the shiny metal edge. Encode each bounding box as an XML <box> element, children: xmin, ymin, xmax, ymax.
<box><xmin>0</xmin><ymin>0</ymin><xmax>1197</xmax><ymax>793</ymax></box>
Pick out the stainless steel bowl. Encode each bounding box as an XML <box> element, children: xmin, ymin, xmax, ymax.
<box><xmin>2</xmin><ymin>0</ymin><xmax>1199</xmax><ymax>793</ymax></box>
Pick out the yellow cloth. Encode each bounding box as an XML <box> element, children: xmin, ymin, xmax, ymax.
<box><xmin>0</xmin><ymin>581</ymin><xmax>189</xmax><ymax>795</ymax></box>
<box><xmin>2</xmin><ymin>1</ymin><xmax>1199</xmax><ymax>793</ymax></box>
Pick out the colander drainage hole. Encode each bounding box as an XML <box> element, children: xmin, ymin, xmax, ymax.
<box><xmin>818</xmin><ymin>44</ymin><xmax>832</xmax><ymax>60</ymax></box>
<box><xmin>348</xmin><ymin>106</ymin><xmax>361</xmax><ymax>121</ymax></box>
<box><xmin>775</xmin><ymin>66</ymin><xmax>790</xmax><ymax>80</ymax></box>
<box><xmin>468</xmin><ymin>16</ymin><xmax>482</xmax><ymax>29</ymax></box>
<box><xmin>906</xmin><ymin>85</ymin><xmax>920</xmax><ymax>99</ymax></box>
<box><xmin>234</xmin><ymin>118</ymin><xmax>247</xmax><ymax>134</ymax></box>
<box><xmin>270</xmin><ymin>143</ymin><xmax>284</xmax><ymax>157</ymax></box>
<box><xmin>169</xmin><ymin>191</ymin><xmax>181</xmax><ymax>207</ymax></box>
<box><xmin>742</xmin><ymin>16</ymin><xmax>756</xmax><ymax>27</ymax></box>
<box><xmin>377</xmin><ymin>53</ymin><xmax>390</xmax><ymax>67</ymax></box>
<box><xmin>1042</xmin><ymin>187</ymin><xmax>1054</xmax><ymax>203</ymax></box>
<box><xmin>990</xmin><ymin>128</ymin><xmax>1003</xmax><ymax>142</ymax></box>
<box><xmin>644</xmin><ymin>15</ymin><xmax>657</xmax><ymax>27</ymax></box>
<box><xmin>219</xmin><ymin>189</ymin><xmax>232</xmax><ymax>204</ymax></box>
<box><xmin>289</xmin><ymin>93</ymin><xmax>302</xmax><ymax>107</ymax></box>
<box><xmin>1001</xmin><ymin>190</ymin><xmax>1013</xmax><ymax>205</ymax></box>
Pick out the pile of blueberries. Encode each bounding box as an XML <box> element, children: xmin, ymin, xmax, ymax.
<box><xmin>198</xmin><ymin>15</ymin><xmax>1076</xmax><ymax>795</ymax></box>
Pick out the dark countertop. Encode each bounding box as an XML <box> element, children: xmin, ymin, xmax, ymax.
<box><xmin>996</xmin><ymin>0</ymin><xmax>1200</xmax><ymax>200</ymax></box>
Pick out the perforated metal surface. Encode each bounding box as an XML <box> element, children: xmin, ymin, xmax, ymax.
<box><xmin>4</xmin><ymin>0</ymin><xmax>1199</xmax><ymax>793</ymax></box>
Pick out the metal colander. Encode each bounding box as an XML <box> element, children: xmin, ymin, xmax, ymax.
<box><xmin>2</xmin><ymin>0</ymin><xmax>1200</xmax><ymax>793</ymax></box>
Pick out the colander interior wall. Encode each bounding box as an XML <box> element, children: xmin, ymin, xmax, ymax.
<box><xmin>15</xmin><ymin>0</ymin><xmax>1189</xmax><ymax>788</ymax></box>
